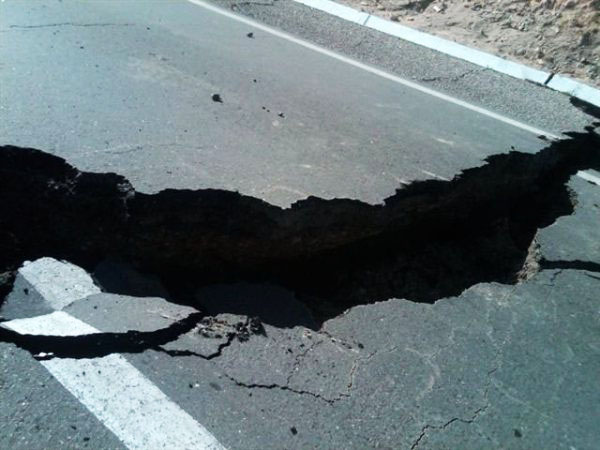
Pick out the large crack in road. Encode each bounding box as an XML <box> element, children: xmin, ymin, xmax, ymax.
<box><xmin>1</xmin><ymin>124</ymin><xmax>599</xmax><ymax>329</ymax></box>
<box><xmin>0</xmin><ymin>311</ymin><xmax>266</xmax><ymax>360</ymax></box>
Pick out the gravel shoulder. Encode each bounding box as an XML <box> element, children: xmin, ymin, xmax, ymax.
<box><xmin>339</xmin><ymin>0</ymin><xmax>600</xmax><ymax>87</ymax></box>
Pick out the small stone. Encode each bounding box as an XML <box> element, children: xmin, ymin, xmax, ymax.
<box><xmin>211</xmin><ymin>94</ymin><xmax>223</xmax><ymax>103</ymax></box>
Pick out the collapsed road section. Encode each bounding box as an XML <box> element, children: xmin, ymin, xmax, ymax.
<box><xmin>1</xmin><ymin>126</ymin><xmax>599</xmax><ymax>326</ymax></box>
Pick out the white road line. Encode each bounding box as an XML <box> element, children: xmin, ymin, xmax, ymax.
<box><xmin>576</xmin><ymin>170</ymin><xmax>600</xmax><ymax>186</ymax></box>
<box><xmin>292</xmin><ymin>0</ymin><xmax>600</xmax><ymax>107</ymax></box>
<box><xmin>184</xmin><ymin>0</ymin><xmax>600</xmax><ymax>183</ymax></box>
<box><xmin>19</xmin><ymin>257</ymin><xmax>100</xmax><ymax>311</ymax></box>
<box><xmin>3</xmin><ymin>312</ymin><xmax>226</xmax><ymax>450</ymax></box>
<box><xmin>184</xmin><ymin>0</ymin><xmax>558</xmax><ymax>139</ymax></box>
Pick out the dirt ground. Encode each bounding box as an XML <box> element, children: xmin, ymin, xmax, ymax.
<box><xmin>339</xmin><ymin>0</ymin><xmax>599</xmax><ymax>87</ymax></box>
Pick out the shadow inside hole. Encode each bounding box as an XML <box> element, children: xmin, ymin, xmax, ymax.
<box><xmin>93</xmin><ymin>260</ymin><xmax>319</xmax><ymax>329</ymax></box>
<box><xmin>1</xmin><ymin>127</ymin><xmax>599</xmax><ymax>329</ymax></box>
<box><xmin>194</xmin><ymin>283</ymin><xmax>318</xmax><ymax>330</ymax></box>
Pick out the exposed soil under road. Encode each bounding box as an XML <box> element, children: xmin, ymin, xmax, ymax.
<box><xmin>1</xmin><ymin>113</ymin><xmax>599</xmax><ymax>326</ymax></box>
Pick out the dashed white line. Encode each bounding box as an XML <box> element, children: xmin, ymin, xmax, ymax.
<box><xmin>18</xmin><ymin>257</ymin><xmax>100</xmax><ymax>311</ymax></box>
<box><xmin>3</xmin><ymin>311</ymin><xmax>226</xmax><ymax>450</ymax></box>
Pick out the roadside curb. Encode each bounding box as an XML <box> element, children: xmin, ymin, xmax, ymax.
<box><xmin>293</xmin><ymin>0</ymin><xmax>600</xmax><ymax>107</ymax></box>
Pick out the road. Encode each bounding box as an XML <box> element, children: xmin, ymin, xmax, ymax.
<box><xmin>0</xmin><ymin>0</ymin><xmax>554</xmax><ymax>206</ymax></box>
<box><xmin>1</xmin><ymin>0</ymin><xmax>599</xmax><ymax>449</ymax></box>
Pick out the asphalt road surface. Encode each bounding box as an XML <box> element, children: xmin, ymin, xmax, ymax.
<box><xmin>0</xmin><ymin>0</ymin><xmax>555</xmax><ymax>207</ymax></box>
<box><xmin>1</xmin><ymin>0</ymin><xmax>599</xmax><ymax>449</ymax></box>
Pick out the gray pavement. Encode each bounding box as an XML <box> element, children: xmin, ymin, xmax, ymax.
<box><xmin>2</xmin><ymin>172</ymin><xmax>599</xmax><ymax>449</ymax></box>
<box><xmin>0</xmin><ymin>342</ymin><xmax>125</xmax><ymax>450</ymax></box>
<box><xmin>1</xmin><ymin>0</ymin><xmax>599</xmax><ymax>449</ymax></box>
<box><xmin>208</xmin><ymin>0</ymin><xmax>597</xmax><ymax>135</ymax></box>
<box><xmin>0</xmin><ymin>0</ymin><xmax>550</xmax><ymax>207</ymax></box>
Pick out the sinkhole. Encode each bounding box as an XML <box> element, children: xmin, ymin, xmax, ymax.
<box><xmin>1</xmin><ymin>125</ymin><xmax>599</xmax><ymax>329</ymax></box>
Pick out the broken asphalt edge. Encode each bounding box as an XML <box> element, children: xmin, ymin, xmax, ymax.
<box><xmin>1</xmin><ymin>124</ymin><xmax>599</xmax><ymax>325</ymax></box>
<box><xmin>292</xmin><ymin>0</ymin><xmax>600</xmax><ymax>107</ymax></box>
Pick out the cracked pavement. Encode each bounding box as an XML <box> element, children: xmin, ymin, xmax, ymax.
<box><xmin>1</xmin><ymin>170</ymin><xmax>598</xmax><ymax>448</ymax></box>
<box><xmin>1</xmin><ymin>0</ymin><xmax>599</xmax><ymax>448</ymax></box>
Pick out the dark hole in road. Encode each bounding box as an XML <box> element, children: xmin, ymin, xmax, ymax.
<box><xmin>0</xmin><ymin>126</ymin><xmax>599</xmax><ymax>328</ymax></box>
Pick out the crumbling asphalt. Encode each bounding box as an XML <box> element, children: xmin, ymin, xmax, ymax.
<box><xmin>1</xmin><ymin>129</ymin><xmax>599</xmax><ymax>449</ymax></box>
<box><xmin>1</xmin><ymin>127</ymin><xmax>599</xmax><ymax>324</ymax></box>
<box><xmin>2</xmin><ymin>178</ymin><xmax>599</xmax><ymax>448</ymax></box>
<box><xmin>1</xmin><ymin>0</ymin><xmax>599</xmax><ymax>449</ymax></box>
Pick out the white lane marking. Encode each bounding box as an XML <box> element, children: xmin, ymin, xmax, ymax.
<box><xmin>184</xmin><ymin>0</ymin><xmax>557</xmax><ymax>139</ymax></box>
<box><xmin>186</xmin><ymin>2</ymin><xmax>597</xmax><ymax>183</ymax></box>
<box><xmin>421</xmin><ymin>170</ymin><xmax>449</xmax><ymax>181</ymax></box>
<box><xmin>3</xmin><ymin>312</ymin><xmax>226</xmax><ymax>450</ymax></box>
<box><xmin>435</xmin><ymin>137</ymin><xmax>454</xmax><ymax>146</ymax></box>
<box><xmin>296</xmin><ymin>0</ymin><xmax>550</xmax><ymax>84</ymax></box>
<box><xmin>294</xmin><ymin>0</ymin><xmax>600</xmax><ymax>107</ymax></box>
<box><xmin>19</xmin><ymin>257</ymin><xmax>100</xmax><ymax>311</ymax></box>
<box><xmin>2</xmin><ymin>311</ymin><xmax>98</xmax><ymax>336</ymax></box>
<box><xmin>577</xmin><ymin>170</ymin><xmax>600</xmax><ymax>186</ymax></box>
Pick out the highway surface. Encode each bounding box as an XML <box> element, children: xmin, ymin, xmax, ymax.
<box><xmin>1</xmin><ymin>0</ymin><xmax>599</xmax><ymax>449</ymax></box>
<box><xmin>0</xmin><ymin>0</ymin><xmax>555</xmax><ymax>206</ymax></box>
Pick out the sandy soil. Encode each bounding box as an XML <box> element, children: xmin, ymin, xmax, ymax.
<box><xmin>339</xmin><ymin>0</ymin><xmax>599</xmax><ymax>87</ymax></box>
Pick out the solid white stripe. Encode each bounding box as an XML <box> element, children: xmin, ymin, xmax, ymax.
<box><xmin>297</xmin><ymin>0</ymin><xmax>550</xmax><ymax>84</ymax></box>
<box><xmin>185</xmin><ymin>1</ymin><xmax>600</xmax><ymax>184</ymax></box>
<box><xmin>576</xmin><ymin>170</ymin><xmax>600</xmax><ymax>186</ymax></box>
<box><xmin>293</xmin><ymin>0</ymin><xmax>600</xmax><ymax>107</ymax></box>
<box><xmin>184</xmin><ymin>0</ymin><xmax>558</xmax><ymax>139</ymax></box>
<box><xmin>3</xmin><ymin>312</ymin><xmax>226</xmax><ymax>450</ymax></box>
